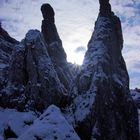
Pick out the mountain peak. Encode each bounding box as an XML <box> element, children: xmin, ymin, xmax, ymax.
<box><xmin>99</xmin><ymin>0</ymin><xmax>112</xmax><ymax>16</ymax></box>
<box><xmin>41</xmin><ymin>3</ymin><xmax>55</xmax><ymax>23</ymax></box>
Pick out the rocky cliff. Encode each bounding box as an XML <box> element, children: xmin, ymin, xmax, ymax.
<box><xmin>67</xmin><ymin>1</ymin><xmax>139</xmax><ymax>140</ymax></box>
<box><xmin>0</xmin><ymin>0</ymin><xmax>139</xmax><ymax>140</ymax></box>
<box><xmin>0</xmin><ymin>23</ymin><xmax>18</xmax><ymax>102</ymax></box>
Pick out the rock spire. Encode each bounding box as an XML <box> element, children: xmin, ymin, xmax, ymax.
<box><xmin>99</xmin><ymin>0</ymin><xmax>112</xmax><ymax>16</ymax></box>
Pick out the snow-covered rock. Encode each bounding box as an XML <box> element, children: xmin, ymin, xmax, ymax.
<box><xmin>65</xmin><ymin>0</ymin><xmax>139</xmax><ymax>139</ymax></box>
<box><xmin>0</xmin><ymin>108</ymin><xmax>37</xmax><ymax>139</ymax></box>
<box><xmin>17</xmin><ymin>105</ymin><xmax>81</xmax><ymax>140</ymax></box>
<box><xmin>2</xmin><ymin>29</ymin><xmax>70</xmax><ymax>111</ymax></box>
<box><xmin>24</xmin><ymin>30</ymin><xmax>69</xmax><ymax>110</ymax></box>
<box><xmin>0</xmin><ymin>1</ymin><xmax>139</xmax><ymax>140</ymax></box>
<box><xmin>1</xmin><ymin>4</ymin><xmax>76</xmax><ymax>111</ymax></box>
<box><xmin>0</xmin><ymin>25</ymin><xmax>20</xmax><ymax>109</ymax></box>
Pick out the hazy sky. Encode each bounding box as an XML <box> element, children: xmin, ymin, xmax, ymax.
<box><xmin>0</xmin><ymin>0</ymin><xmax>140</xmax><ymax>88</ymax></box>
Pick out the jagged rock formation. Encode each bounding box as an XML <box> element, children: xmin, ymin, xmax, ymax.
<box><xmin>65</xmin><ymin>0</ymin><xmax>139</xmax><ymax>140</ymax></box>
<box><xmin>0</xmin><ymin>0</ymin><xmax>139</xmax><ymax>140</ymax></box>
<box><xmin>41</xmin><ymin>4</ymin><xmax>74</xmax><ymax>91</ymax></box>
<box><xmin>0</xmin><ymin>23</ymin><xmax>18</xmax><ymax>93</ymax></box>
<box><xmin>1</xmin><ymin>29</ymin><xmax>70</xmax><ymax>111</ymax></box>
<box><xmin>0</xmin><ymin>4</ymin><xmax>75</xmax><ymax>111</ymax></box>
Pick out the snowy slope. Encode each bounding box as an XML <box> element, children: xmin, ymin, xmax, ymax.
<box><xmin>17</xmin><ymin>105</ymin><xmax>80</xmax><ymax>140</ymax></box>
<box><xmin>0</xmin><ymin>108</ymin><xmax>37</xmax><ymax>139</ymax></box>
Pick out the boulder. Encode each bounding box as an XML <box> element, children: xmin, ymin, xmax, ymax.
<box><xmin>17</xmin><ymin>105</ymin><xmax>81</xmax><ymax>140</ymax></box>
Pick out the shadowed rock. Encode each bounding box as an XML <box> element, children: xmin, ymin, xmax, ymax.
<box><xmin>41</xmin><ymin>4</ymin><xmax>74</xmax><ymax>91</ymax></box>
<box><xmin>99</xmin><ymin>0</ymin><xmax>112</xmax><ymax>16</ymax></box>
<box><xmin>65</xmin><ymin>0</ymin><xmax>139</xmax><ymax>140</ymax></box>
<box><xmin>0</xmin><ymin>24</ymin><xmax>18</xmax><ymax>103</ymax></box>
<box><xmin>41</xmin><ymin>4</ymin><xmax>55</xmax><ymax>23</ymax></box>
<box><xmin>3</xmin><ymin>30</ymin><xmax>69</xmax><ymax>111</ymax></box>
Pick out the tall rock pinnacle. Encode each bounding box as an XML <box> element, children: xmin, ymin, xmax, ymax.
<box><xmin>41</xmin><ymin>4</ymin><xmax>74</xmax><ymax>91</ymax></box>
<box><xmin>41</xmin><ymin>4</ymin><xmax>55</xmax><ymax>23</ymax></box>
<box><xmin>99</xmin><ymin>0</ymin><xmax>112</xmax><ymax>16</ymax></box>
<box><xmin>41</xmin><ymin>4</ymin><xmax>58</xmax><ymax>45</ymax></box>
<box><xmin>66</xmin><ymin>0</ymin><xmax>139</xmax><ymax>140</ymax></box>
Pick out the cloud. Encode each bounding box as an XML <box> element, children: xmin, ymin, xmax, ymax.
<box><xmin>74</xmin><ymin>46</ymin><xmax>86</xmax><ymax>54</ymax></box>
<box><xmin>131</xmin><ymin>61</ymin><xmax>140</xmax><ymax>73</ymax></box>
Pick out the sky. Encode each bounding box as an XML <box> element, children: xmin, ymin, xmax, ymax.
<box><xmin>0</xmin><ymin>0</ymin><xmax>140</xmax><ymax>88</ymax></box>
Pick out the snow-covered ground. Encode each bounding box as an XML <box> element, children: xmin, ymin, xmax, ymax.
<box><xmin>0</xmin><ymin>89</ymin><xmax>140</xmax><ymax>140</ymax></box>
<box><xmin>0</xmin><ymin>108</ymin><xmax>37</xmax><ymax>139</ymax></box>
<box><xmin>0</xmin><ymin>105</ymin><xmax>80</xmax><ymax>140</ymax></box>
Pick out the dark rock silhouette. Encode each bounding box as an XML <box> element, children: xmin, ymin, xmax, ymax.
<box><xmin>65</xmin><ymin>0</ymin><xmax>139</xmax><ymax>140</ymax></box>
<box><xmin>0</xmin><ymin>24</ymin><xmax>18</xmax><ymax>94</ymax></box>
<box><xmin>99</xmin><ymin>0</ymin><xmax>112</xmax><ymax>16</ymax></box>
<box><xmin>2</xmin><ymin>30</ymin><xmax>70</xmax><ymax>111</ymax></box>
<box><xmin>41</xmin><ymin>4</ymin><xmax>55</xmax><ymax>23</ymax></box>
<box><xmin>41</xmin><ymin>3</ymin><xmax>74</xmax><ymax>91</ymax></box>
<box><xmin>0</xmin><ymin>0</ymin><xmax>139</xmax><ymax>140</ymax></box>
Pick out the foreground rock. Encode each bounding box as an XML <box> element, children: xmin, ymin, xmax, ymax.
<box><xmin>0</xmin><ymin>108</ymin><xmax>37</xmax><ymax>139</ymax></box>
<box><xmin>66</xmin><ymin>0</ymin><xmax>139</xmax><ymax>139</ymax></box>
<box><xmin>0</xmin><ymin>24</ymin><xmax>19</xmax><ymax>110</ymax></box>
<box><xmin>17</xmin><ymin>105</ymin><xmax>81</xmax><ymax>140</ymax></box>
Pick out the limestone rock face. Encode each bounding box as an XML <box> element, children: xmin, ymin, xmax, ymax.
<box><xmin>24</xmin><ymin>30</ymin><xmax>68</xmax><ymax>110</ymax></box>
<box><xmin>2</xmin><ymin>29</ymin><xmax>70</xmax><ymax>111</ymax></box>
<box><xmin>0</xmin><ymin>25</ymin><xmax>19</xmax><ymax>108</ymax></box>
<box><xmin>41</xmin><ymin>4</ymin><xmax>74</xmax><ymax>91</ymax></box>
<box><xmin>0</xmin><ymin>37</ymin><xmax>13</xmax><ymax>90</ymax></box>
<box><xmin>65</xmin><ymin>1</ymin><xmax>139</xmax><ymax>140</ymax></box>
<box><xmin>99</xmin><ymin>0</ymin><xmax>111</xmax><ymax>16</ymax></box>
<box><xmin>0</xmin><ymin>24</ymin><xmax>18</xmax><ymax>90</ymax></box>
<box><xmin>0</xmin><ymin>1</ymin><xmax>139</xmax><ymax>140</ymax></box>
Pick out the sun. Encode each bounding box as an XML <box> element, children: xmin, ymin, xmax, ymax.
<box><xmin>67</xmin><ymin>52</ymin><xmax>84</xmax><ymax>65</ymax></box>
